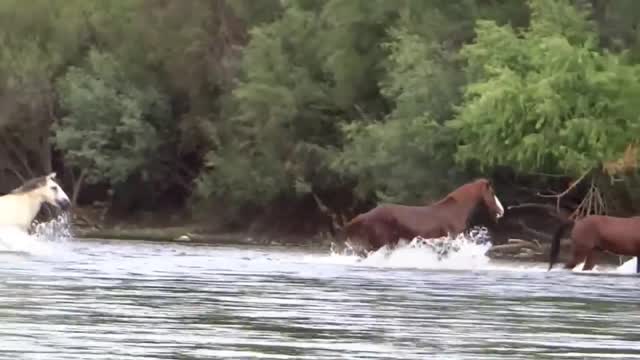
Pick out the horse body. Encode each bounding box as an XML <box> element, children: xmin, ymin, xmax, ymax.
<box><xmin>549</xmin><ymin>215</ymin><xmax>640</xmax><ymax>271</ymax></box>
<box><xmin>0</xmin><ymin>193</ymin><xmax>47</xmax><ymax>231</ymax></box>
<box><xmin>0</xmin><ymin>173</ymin><xmax>71</xmax><ymax>233</ymax></box>
<box><xmin>344</xmin><ymin>178</ymin><xmax>504</xmax><ymax>256</ymax></box>
<box><xmin>344</xmin><ymin>205</ymin><xmax>448</xmax><ymax>254</ymax></box>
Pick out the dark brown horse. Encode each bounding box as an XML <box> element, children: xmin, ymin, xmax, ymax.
<box><xmin>343</xmin><ymin>178</ymin><xmax>505</xmax><ymax>257</ymax></box>
<box><xmin>549</xmin><ymin>215</ymin><xmax>640</xmax><ymax>272</ymax></box>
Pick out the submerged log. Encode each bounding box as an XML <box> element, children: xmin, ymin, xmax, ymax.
<box><xmin>507</xmin><ymin>238</ymin><xmax>541</xmax><ymax>248</ymax></box>
<box><xmin>487</xmin><ymin>239</ymin><xmax>540</xmax><ymax>254</ymax></box>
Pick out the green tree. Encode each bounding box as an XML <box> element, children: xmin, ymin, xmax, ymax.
<box><xmin>332</xmin><ymin>0</ymin><xmax>529</xmax><ymax>203</ymax></box>
<box><xmin>195</xmin><ymin>0</ymin><xmax>399</xmax><ymax>207</ymax></box>
<box><xmin>48</xmin><ymin>0</ymin><xmax>250</xmax><ymax>207</ymax></box>
<box><xmin>450</xmin><ymin>0</ymin><xmax>640</xmax><ymax>178</ymax></box>
<box><xmin>54</xmin><ymin>50</ymin><xmax>170</xmax><ymax>204</ymax></box>
<box><xmin>0</xmin><ymin>0</ymin><xmax>93</xmax><ymax>180</ymax></box>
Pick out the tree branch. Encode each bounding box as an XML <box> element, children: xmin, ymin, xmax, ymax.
<box><xmin>71</xmin><ymin>168</ymin><xmax>87</xmax><ymax>207</ymax></box>
<box><xmin>311</xmin><ymin>191</ymin><xmax>346</xmax><ymax>233</ymax></box>
<box><xmin>507</xmin><ymin>203</ymin><xmax>559</xmax><ymax>211</ymax></box>
<box><xmin>0</xmin><ymin>132</ymin><xmax>34</xmax><ymax>178</ymax></box>
<box><xmin>536</xmin><ymin>169</ymin><xmax>591</xmax><ymax>211</ymax></box>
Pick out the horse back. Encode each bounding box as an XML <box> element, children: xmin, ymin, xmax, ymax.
<box><xmin>577</xmin><ymin>215</ymin><xmax>640</xmax><ymax>253</ymax></box>
<box><xmin>588</xmin><ymin>215</ymin><xmax>640</xmax><ymax>234</ymax></box>
<box><xmin>375</xmin><ymin>203</ymin><xmax>449</xmax><ymax>238</ymax></box>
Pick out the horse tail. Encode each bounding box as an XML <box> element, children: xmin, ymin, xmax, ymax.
<box><xmin>549</xmin><ymin>220</ymin><xmax>574</xmax><ymax>271</ymax></box>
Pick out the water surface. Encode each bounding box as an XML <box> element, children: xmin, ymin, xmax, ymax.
<box><xmin>0</xmin><ymin>237</ymin><xmax>638</xmax><ymax>359</ymax></box>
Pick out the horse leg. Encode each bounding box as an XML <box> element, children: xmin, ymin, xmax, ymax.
<box><xmin>377</xmin><ymin>223</ymin><xmax>398</xmax><ymax>253</ymax></box>
<box><xmin>582</xmin><ymin>251</ymin><xmax>598</xmax><ymax>271</ymax></box>
<box><xmin>564</xmin><ymin>245</ymin><xmax>589</xmax><ymax>271</ymax></box>
<box><xmin>360</xmin><ymin>222</ymin><xmax>379</xmax><ymax>254</ymax></box>
<box><xmin>346</xmin><ymin>219</ymin><xmax>375</xmax><ymax>258</ymax></box>
<box><xmin>363</xmin><ymin>221</ymin><xmax>388</xmax><ymax>252</ymax></box>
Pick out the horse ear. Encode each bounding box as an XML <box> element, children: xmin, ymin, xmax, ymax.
<box><xmin>47</xmin><ymin>172</ymin><xmax>56</xmax><ymax>179</ymax></box>
<box><xmin>483</xmin><ymin>178</ymin><xmax>493</xmax><ymax>191</ymax></box>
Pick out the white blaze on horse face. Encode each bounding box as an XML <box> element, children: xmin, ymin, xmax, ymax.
<box><xmin>494</xmin><ymin>195</ymin><xmax>504</xmax><ymax>218</ymax></box>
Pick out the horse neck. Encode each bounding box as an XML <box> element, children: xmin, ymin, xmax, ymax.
<box><xmin>29</xmin><ymin>195</ymin><xmax>44</xmax><ymax>218</ymax></box>
<box><xmin>13</xmin><ymin>192</ymin><xmax>43</xmax><ymax>229</ymax></box>
<box><xmin>442</xmin><ymin>194</ymin><xmax>482</xmax><ymax>221</ymax></box>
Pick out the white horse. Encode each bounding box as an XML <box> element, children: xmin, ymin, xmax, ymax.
<box><xmin>0</xmin><ymin>172</ymin><xmax>71</xmax><ymax>232</ymax></box>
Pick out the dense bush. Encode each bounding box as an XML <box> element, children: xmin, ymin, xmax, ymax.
<box><xmin>2</xmin><ymin>0</ymin><xmax>640</xmax><ymax>220</ymax></box>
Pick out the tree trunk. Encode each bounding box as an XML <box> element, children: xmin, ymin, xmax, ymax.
<box><xmin>40</xmin><ymin>134</ymin><xmax>52</xmax><ymax>174</ymax></box>
<box><xmin>1</xmin><ymin>132</ymin><xmax>34</xmax><ymax>178</ymax></box>
<box><xmin>41</xmin><ymin>90</ymin><xmax>57</xmax><ymax>175</ymax></box>
<box><xmin>71</xmin><ymin>169</ymin><xmax>87</xmax><ymax>207</ymax></box>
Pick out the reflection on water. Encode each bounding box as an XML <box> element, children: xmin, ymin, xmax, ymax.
<box><xmin>0</xmin><ymin>238</ymin><xmax>639</xmax><ymax>359</ymax></box>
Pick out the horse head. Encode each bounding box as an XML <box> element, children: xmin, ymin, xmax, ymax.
<box><xmin>474</xmin><ymin>178</ymin><xmax>504</xmax><ymax>222</ymax></box>
<box><xmin>13</xmin><ymin>172</ymin><xmax>71</xmax><ymax>211</ymax></box>
<box><xmin>438</xmin><ymin>178</ymin><xmax>504</xmax><ymax>225</ymax></box>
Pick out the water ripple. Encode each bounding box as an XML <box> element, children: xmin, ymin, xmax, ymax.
<box><xmin>0</xmin><ymin>239</ymin><xmax>638</xmax><ymax>359</ymax></box>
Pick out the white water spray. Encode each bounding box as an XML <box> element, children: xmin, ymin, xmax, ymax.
<box><xmin>320</xmin><ymin>225</ymin><xmax>640</xmax><ymax>275</ymax></box>
<box><xmin>572</xmin><ymin>256</ymin><xmax>640</xmax><ymax>275</ymax></box>
<box><xmin>319</xmin><ymin>227</ymin><xmax>498</xmax><ymax>271</ymax></box>
<box><xmin>0</xmin><ymin>212</ymin><xmax>73</xmax><ymax>256</ymax></box>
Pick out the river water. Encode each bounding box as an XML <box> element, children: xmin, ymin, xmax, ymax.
<box><xmin>0</xmin><ymin>227</ymin><xmax>639</xmax><ymax>359</ymax></box>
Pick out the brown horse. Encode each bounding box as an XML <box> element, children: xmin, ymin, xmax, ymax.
<box><xmin>549</xmin><ymin>215</ymin><xmax>640</xmax><ymax>272</ymax></box>
<box><xmin>343</xmin><ymin>178</ymin><xmax>505</xmax><ymax>257</ymax></box>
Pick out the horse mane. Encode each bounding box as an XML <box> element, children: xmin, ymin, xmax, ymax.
<box><xmin>432</xmin><ymin>178</ymin><xmax>494</xmax><ymax>230</ymax></box>
<box><xmin>434</xmin><ymin>178</ymin><xmax>489</xmax><ymax>205</ymax></box>
<box><xmin>10</xmin><ymin>176</ymin><xmax>48</xmax><ymax>194</ymax></box>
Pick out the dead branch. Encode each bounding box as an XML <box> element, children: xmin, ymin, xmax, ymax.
<box><xmin>311</xmin><ymin>192</ymin><xmax>347</xmax><ymax>232</ymax></box>
<box><xmin>569</xmin><ymin>178</ymin><xmax>607</xmax><ymax>220</ymax></box>
<box><xmin>514</xmin><ymin>219</ymin><xmax>553</xmax><ymax>242</ymax></box>
<box><xmin>603</xmin><ymin>143</ymin><xmax>639</xmax><ymax>176</ymax></box>
<box><xmin>5</xmin><ymin>166</ymin><xmax>25</xmax><ymax>182</ymax></box>
<box><xmin>505</xmin><ymin>203</ymin><xmax>572</xmax><ymax>223</ymax></box>
<box><xmin>71</xmin><ymin>168</ymin><xmax>87</xmax><ymax>207</ymax></box>
<box><xmin>0</xmin><ymin>132</ymin><xmax>35</xmax><ymax>178</ymax></box>
<box><xmin>536</xmin><ymin>169</ymin><xmax>590</xmax><ymax>211</ymax></box>
<box><xmin>507</xmin><ymin>203</ymin><xmax>560</xmax><ymax>212</ymax></box>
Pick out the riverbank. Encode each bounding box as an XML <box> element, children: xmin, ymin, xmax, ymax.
<box><xmin>69</xmin><ymin>202</ymin><xmax>338</xmax><ymax>250</ymax></box>
<box><xmin>67</xmin><ymin>206</ymin><xmax>631</xmax><ymax>266</ymax></box>
<box><xmin>71</xmin><ymin>222</ymin><xmax>334</xmax><ymax>249</ymax></box>
<box><xmin>70</xmin><ymin>222</ymin><xmax>631</xmax><ymax>267</ymax></box>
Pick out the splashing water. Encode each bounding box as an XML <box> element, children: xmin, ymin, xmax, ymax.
<box><xmin>321</xmin><ymin>226</ymin><xmax>640</xmax><ymax>275</ymax></box>
<box><xmin>322</xmin><ymin>227</ymin><xmax>496</xmax><ymax>271</ymax></box>
<box><xmin>0</xmin><ymin>212</ymin><xmax>73</xmax><ymax>256</ymax></box>
<box><xmin>574</xmin><ymin>256</ymin><xmax>640</xmax><ymax>275</ymax></box>
<box><xmin>0</xmin><ymin>211</ymin><xmax>635</xmax><ymax>278</ymax></box>
<box><xmin>615</xmin><ymin>258</ymin><xmax>640</xmax><ymax>274</ymax></box>
<box><xmin>32</xmin><ymin>212</ymin><xmax>74</xmax><ymax>242</ymax></box>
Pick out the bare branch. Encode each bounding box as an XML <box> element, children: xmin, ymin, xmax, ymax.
<box><xmin>71</xmin><ymin>168</ymin><xmax>87</xmax><ymax>207</ymax></box>
<box><xmin>536</xmin><ymin>169</ymin><xmax>591</xmax><ymax>211</ymax></box>
<box><xmin>311</xmin><ymin>192</ymin><xmax>346</xmax><ymax>232</ymax></box>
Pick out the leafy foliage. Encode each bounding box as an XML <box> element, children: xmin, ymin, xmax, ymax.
<box><xmin>54</xmin><ymin>50</ymin><xmax>169</xmax><ymax>184</ymax></box>
<box><xmin>451</xmin><ymin>0</ymin><xmax>640</xmax><ymax>177</ymax></box>
<box><xmin>193</xmin><ymin>0</ymin><xmax>399</xmax><ymax>205</ymax></box>
<box><xmin>1</xmin><ymin>0</ymin><xmax>640</xmax><ymax>220</ymax></box>
<box><xmin>332</xmin><ymin>116</ymin><xmax>459</xmax><ymax>203</ymax></box>
<box><xmin>330</xmin><ymin>0</ymin><xmax>529</xmax><ymax>203</ymax></box>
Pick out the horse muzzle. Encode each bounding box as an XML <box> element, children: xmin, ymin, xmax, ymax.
<box><xmin>57</xmin><ymin>198</ymin><xmax>72</xmax><ymax>211</ymax></box>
